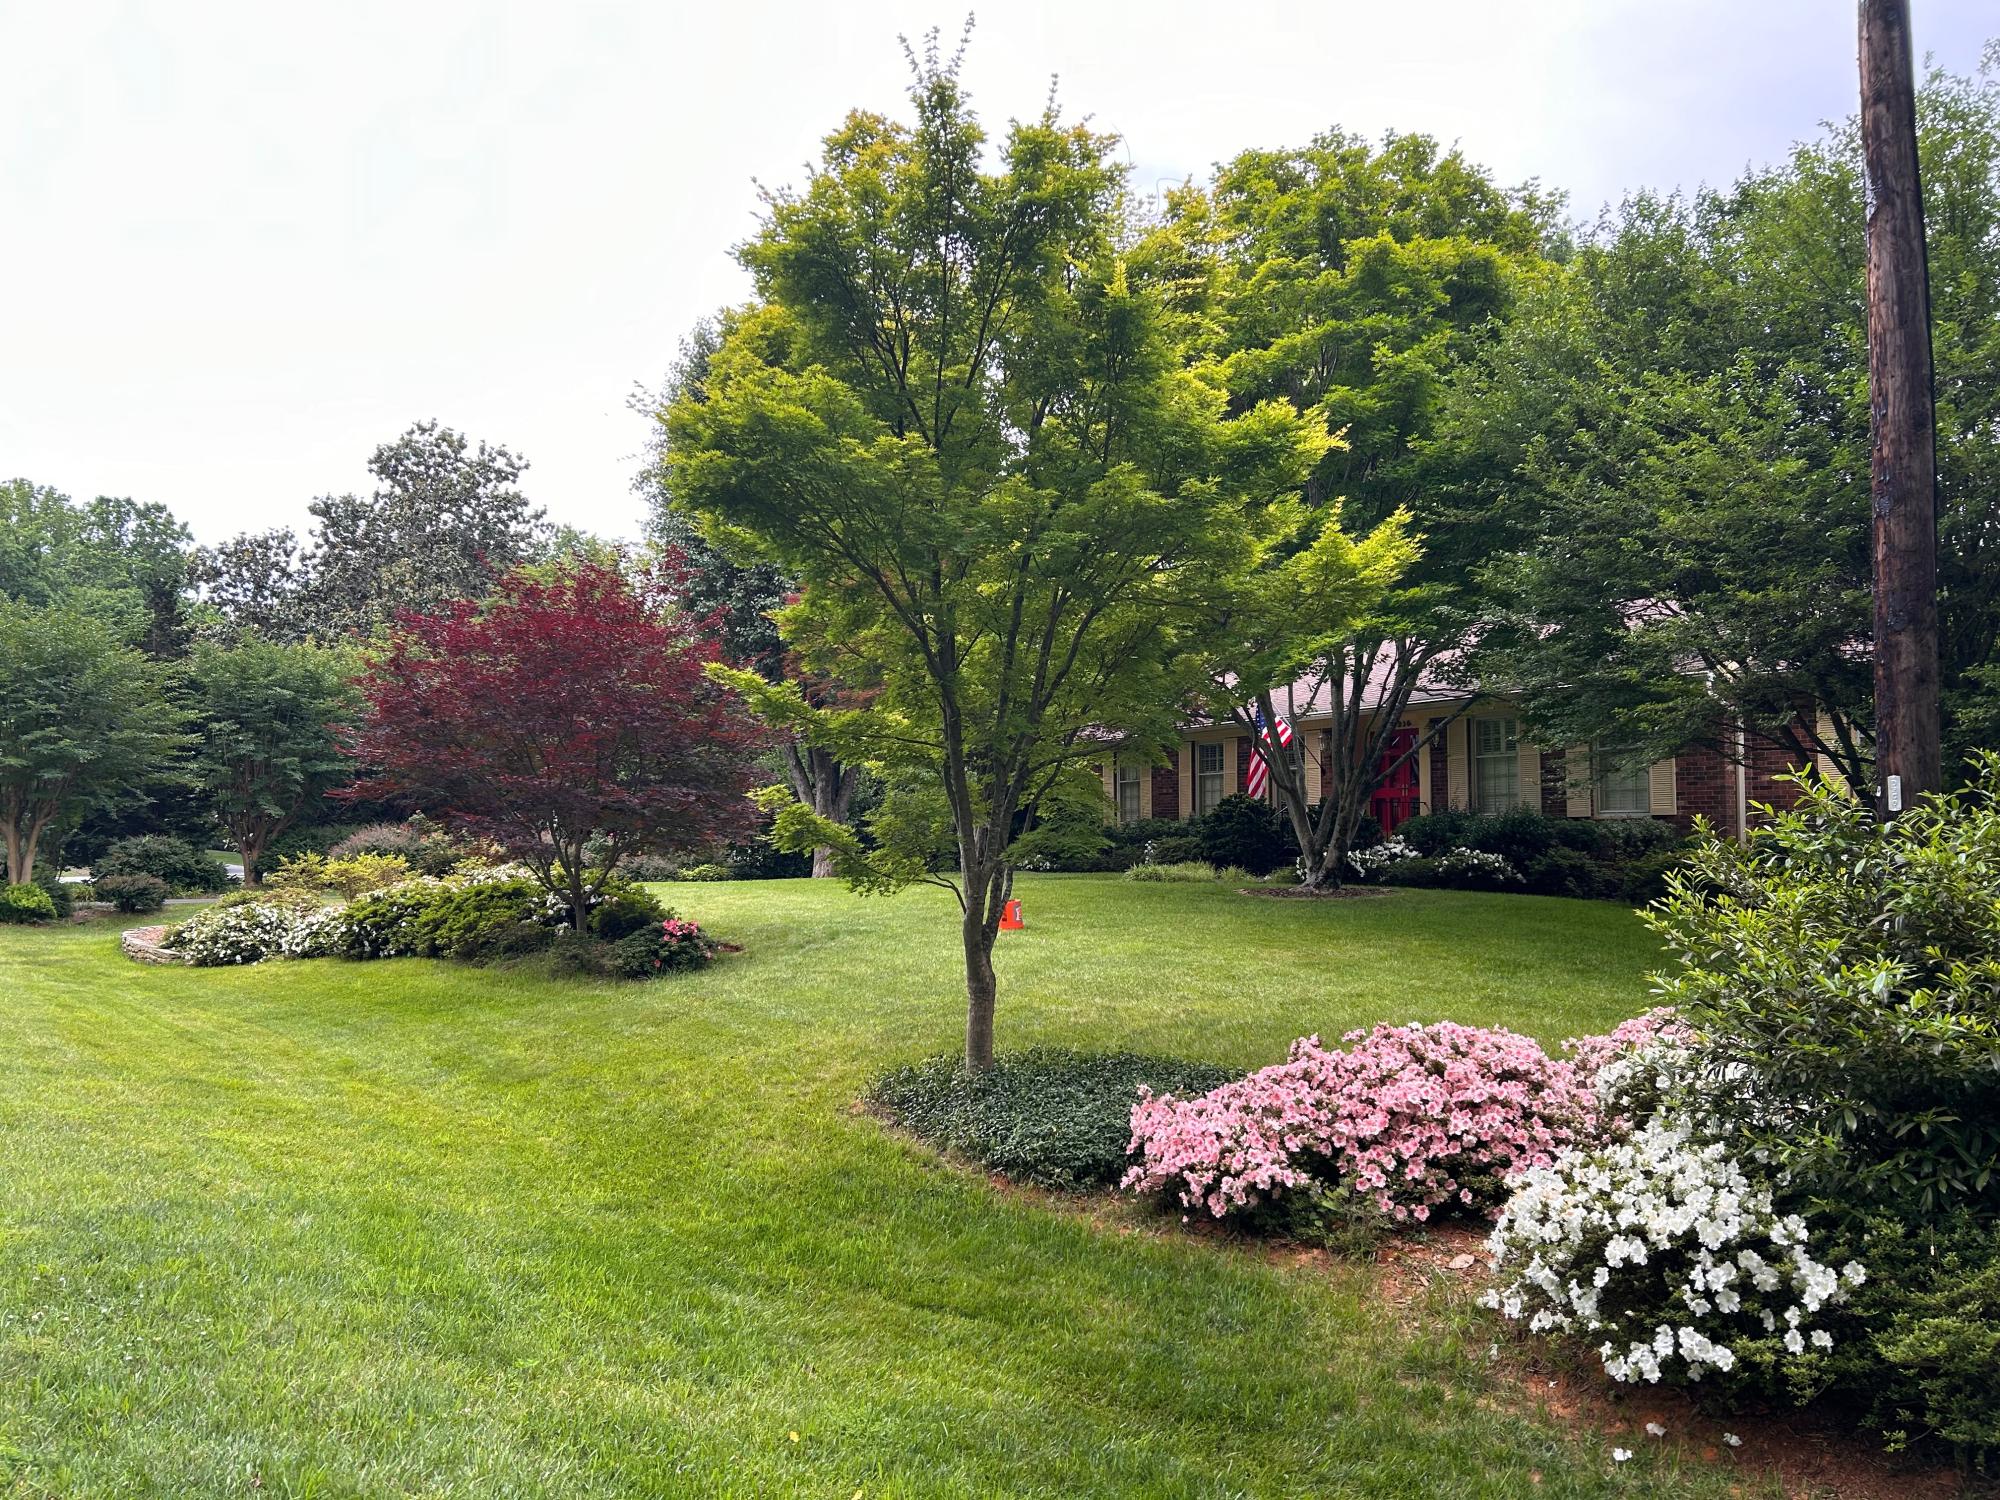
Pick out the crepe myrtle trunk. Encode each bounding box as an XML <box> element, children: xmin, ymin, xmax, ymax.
<box><xmin>239</xmin><ymin>834</ymin><xmax>265</xmax><ymax>888</ymax></box>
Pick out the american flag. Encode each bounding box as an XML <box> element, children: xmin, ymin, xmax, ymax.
<box><xmin>1244</xmin><ymin>704</ymin><xmax>1295</xmax><ymax>799</ymax></box>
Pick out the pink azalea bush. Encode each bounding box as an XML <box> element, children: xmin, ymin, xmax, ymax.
<box><xmin>1561</xmin><ymin>1007</ymin><xmax>1689</xmax><ymax>1087</ymax></box>
<box><xmin>1122</xmin><ymin>1022</ymin><xmax>1598</xmax><ymax>1223</ymax></box>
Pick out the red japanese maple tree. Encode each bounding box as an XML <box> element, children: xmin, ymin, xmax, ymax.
<box><xmin>343</xmin><ymin>560</ymin><xmax>764</xmax><ymax>926</ymax></box>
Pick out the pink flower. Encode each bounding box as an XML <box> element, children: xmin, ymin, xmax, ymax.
<box><xmin>1123</xmin><ymin>1023</ymin><xmax>1599</xmax><ymax>1223</ymax></box>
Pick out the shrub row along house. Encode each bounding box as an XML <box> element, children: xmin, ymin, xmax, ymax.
<box><xmin>1100</xmin><ymin>669</ymin><xmax>1844</xmax><ymax>838</ymax></box>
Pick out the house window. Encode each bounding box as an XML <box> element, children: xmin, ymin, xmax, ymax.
<box><xmin>1195</xmin><ymin>742</ymin><xmax>1224</xmax><ymax>816</ymax></box>
<box><xmin>1116</xmin><ymin>763</ymin><xmax>1143</xmax><ymax>824</ymax></box>
<box><xmin>1472</xmin><ymin>716</ymin><xmax>1520</xmax><ymax>812</ymax></box>
<box><xmin>1594</xmin><ymin>744</ymin><xmax>1650</xmax><ymax>816</ymax></box>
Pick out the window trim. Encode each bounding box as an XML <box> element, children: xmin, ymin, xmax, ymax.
<box><xmin>1194</xmin><ymin>741</ymin><xmax>1225</xmax><ymax>817</ymax></box>
<box><xmin>1470</xmin><ymin>714</ymin><xmax>1521</xmax><ymax>814</ymax></box>
<box><xmin>1592</xmin><ymin>742</ymin><xmax>1651</xmax><ymax>818</ymax></box>
<box><xmin>1115</xmin><ymin>762</ymin><xmax>1144</xmax><ymax>824</ymax></box>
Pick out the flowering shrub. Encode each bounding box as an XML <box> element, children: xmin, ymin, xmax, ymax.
<box><xmin>1347</xmin><ymin>838</ymin><xmax>1420</xmax><ymax>879</ymax></box>
<box><xmin>1350</xmin><ymin>842</ymin><xmax>1522</xmax><ymax>889</ymax></box>
<box><xmin>1123</xmin><ymin>1022</ymin><xmax>1594</xmax><ymax>1223</ymax></box>
<box><xmin>1483</xmin><ymin>1117</ymin><xmax>1864</xmax><ymax>1387</ymax></box>
<box><xmin>609</xmin><ymin>916</ymin><xmax>719</xmax><ymax>976</ymax></box>
<box><xmin>169</xmin><ymin>900</ymin><xmax>314</xmax><ymax>966</ymax></box>
<box><xmin>1434</xmin><ymin>847</ymin><xmax>1521</xmax><ymax>882</ymax></box>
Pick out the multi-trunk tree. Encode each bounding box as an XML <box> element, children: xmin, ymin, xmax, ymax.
<box><xmin>1142</xmin><ymin>131</ymin><xmax>1555</xmax><ymax>884</ymax></box>
<box><xmin>188</xmin><ymin>635</ymin><xmax>360</xmax><ymax>885</ymax></box>
<box><xmin>342</xmin><ymin>560</ymin><xmax>764</xmax><ymax>928</ymax></box>
<box><xmin>665</xmin><ymin>43</ymin><xmax>1370</xmax><ymax>1067</ymax></box>
<box><xmin>638</xmin><ymin>318</ymin><xmax>864</xmax><ymax>876</ymax></box>
<box><xmin>0</xmin><ymin>600</ymin><xmax>186</xmax><ymax>885</ymax></box>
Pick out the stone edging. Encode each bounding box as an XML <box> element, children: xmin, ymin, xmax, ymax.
<box><xmin>122</xmin><ymin>925</ymin><xmax>189</xmax><ymax>965</ymax></box>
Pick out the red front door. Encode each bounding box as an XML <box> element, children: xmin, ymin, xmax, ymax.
<box><xmin>1371</xmin><ymin>728</ymin><xmax>1420</xmax><ymax>834</ymax></box>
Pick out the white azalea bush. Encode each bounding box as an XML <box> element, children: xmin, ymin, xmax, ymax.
<box><xmin>1483</xmin><ymin>1116</ymin><xmax>1864</xmax><ymax>1388</ymax></box>
<box><xmin>169</xmin><ymin>899</ymin><xmax>320</xmax><ymax>967</ymax></box>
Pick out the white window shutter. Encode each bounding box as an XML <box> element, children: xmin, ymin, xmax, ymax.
<box><xmin>1517</xmin><ymin>744</ymin><xmax>1542</xmax><ymax>813</ymax></box>
<box><xmin>1648</xmin><ymin>757</ymin><xmax>1677</xmax><ymax>817</ymax></box>
<box><xmin>1446</xmin><ymin>718</ymin><xmax>1469</xmax><ymax>811</ymax></box>
<box><xmin>1566</xmin><ymin>745</ymin><xmax>1593</xmax><ymax>818</ymax></box>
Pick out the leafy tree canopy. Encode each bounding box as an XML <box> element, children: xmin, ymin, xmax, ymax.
<box><xmin>0</xmin><ymin>598</ymin><xmax>187</xmax><ymax>884</ymax></box>
<box><xmin>0</xmin><ymin>479</ymin><xmax>193</xmax><ymax>656</ymax></box>
<box><xmin>343</xmin><ymin>559</ymin><xmax>763</xmax><ymax>927</ymax></box>
<box><xmin>188</xmin><ymin>635</ymin><xmax>361</xmax><ymax>884</ymax></box>
<box><xmin>664</xmin><ymin>37</ymin><xmax>1377</xmax><ymax>1064</ymax></box>
<box><xmin>194</xmin><ymin>421</ymin><xmax>547</xmax><ymax>642</ymax></box>
<box><xmin>1448</xmin><ymin>50</ymin><xmax>2000</xmax><ymax>784</ymax></box>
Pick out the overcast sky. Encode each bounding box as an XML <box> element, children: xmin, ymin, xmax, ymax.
<box><xmin>3</xmin><ymin>2</ymin><xmax>1992</xmax><ymax>547</ymax></box>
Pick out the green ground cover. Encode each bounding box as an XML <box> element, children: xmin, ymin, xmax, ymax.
<box><xmin>0</xmin><ymin>877</ymin><xmax>1763</xmax><ymax>1498</ymax></box>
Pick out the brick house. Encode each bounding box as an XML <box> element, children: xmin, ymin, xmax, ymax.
<box><xmin>1100</xmin><ymin>679</ymin><xmax>1838</xmax><ymax>839</ymax></box>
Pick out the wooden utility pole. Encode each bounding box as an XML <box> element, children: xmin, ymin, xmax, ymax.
<box><xmin>1859</xmin><ymin>0</ymin><xmax>1942</xmax><ymax>818</ymax></box>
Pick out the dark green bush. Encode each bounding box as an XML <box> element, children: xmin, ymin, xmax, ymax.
<box><xmin>332</xmin><ymin>881</ymin><xmax>448</xmax><ymax>959</ymax></box>
<box><xmin>1141</xmin><ymin>833</ymin><xmax>1205</xmax><ymax>866</ymax></box>
<box><xmin>1523</xmin><ymin>846</ymin><xmax>1616</xmax><ymax>900</ymax></box>
<box><xmin>1617</xmin><ymin>847</ymin><xmax>1688</xmax><ymax>905</ymax></box>
<box><xmin>407</xmin><ymin>877</ymin><xmax>556</xmax><ymax>961</ymax></box>
<box><xmin>0</xmin><ymin>883</ymin><xmax>58</xmax><ymax>924</ymax></box>
<box><xmin>97</xmin><ymin>835</ymin><xmax>230</xmax><ymax>894</ymax></box>
<box><xmin>869</xmin><ymin>1049</ymin><xmax>1238</xmax><ymax>1189</ymax></box>
<box><xmin>1804</xmin><ymin>1212</ymin><xmax>2000</xmax><ymax>1470</ymax></box>
<box><xmin>1198</xmin><ymin>795</ymin><xmax>1287</xmax><ymax>876</ymax></box>
<box><xmin>1395</xmin><ymin>809</ymin><xmax>1479</xmax><ymax>857</ymax></box>
<box><xmin>96</xmin><ymin>872</ymin><xmax>170</xmax><ymax>913</ymax></box>
<box><xmin>1649</xmin><ymin>758</ymin><xmax>2000</xmax><ymax>1220</ymax></box>
<box><xmin>590</xmin><ymin>883</ymin><xmax>671</xmax><ymax>942</ymax></box>
<box><xmin>607</xmin><ymin>917</ymin><xmax>718</xmax><ymax>977</ymax></box>
<box><xmin>34</xmin><ymin>873</ymin><xmax>76</xmax><ymax>918</ymax></box>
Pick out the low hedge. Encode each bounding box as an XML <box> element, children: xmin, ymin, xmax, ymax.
<box><xmin>870</xmin><ymin>1049</ymin><xmax>1237</xmax><ymax>1189</ymax></box>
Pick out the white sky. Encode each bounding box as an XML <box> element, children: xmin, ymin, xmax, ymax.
<box><xmin>3</xmin><ymin>1</ymin><xmax>1992</xmax><ymax>546</ymax></box>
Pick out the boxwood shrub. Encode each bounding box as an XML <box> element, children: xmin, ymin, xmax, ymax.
<box><xmin>870</xmin><ymin>1049</ymin><xmax>1237</xmax><ymax>1189</ymax></box>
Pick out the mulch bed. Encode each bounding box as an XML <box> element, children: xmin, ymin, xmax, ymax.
<box><xmin>1238</xmin><ymin>884</ymin><xmax>1391</xmax><ymax>900</ymax></box>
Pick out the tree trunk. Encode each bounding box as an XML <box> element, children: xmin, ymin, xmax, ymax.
<box><xmin>962</xmin><ymin>896</ymin><xmax>998</xmax><ymax>1072</ymax></box>
<box><xmin>240</xmin><ymin>837</ymin><xmax>262</xmax><ymax>888</ymax></box>
<box><xmin>786</xmin><ymin>741</ymin><xmax>859</xmax><ymax>877</ymax></box>
<box><xmin>1860</xmin><ymin>0</ymin><xmax>1942</xmax><ymax>816</ymax></box>
<box><xmin>2</xmin><ymin>824</ymin><xmax>20</xmax><ymax>887</ymax></box>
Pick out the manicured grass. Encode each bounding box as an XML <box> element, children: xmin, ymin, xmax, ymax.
<box><xmin>0</xmin><ymin>878</ymin><xmax>1750</xmax><ymax>1498</ymax></box>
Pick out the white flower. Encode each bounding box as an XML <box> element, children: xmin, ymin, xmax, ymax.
<box><xmin>1612</xmin><ymin>1447</ymin><xmax>1632</xmax><ymax>1462</ymax></box>
<box><xmin>1644</xmin><ymin>1422</ymin><xmax>1666</xmax><ymax>1437</ymax></box>
<box><xmin>1722</xmin><ymin>1433</ymin><xmax>1742</xmax><ymax>1448</ymax></box>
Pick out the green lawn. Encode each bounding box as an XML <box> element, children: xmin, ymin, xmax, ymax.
<box><xmin>0</xmin><ymin>878</ymin><xmax>1757</xmax><ymax>1498</ymax></box>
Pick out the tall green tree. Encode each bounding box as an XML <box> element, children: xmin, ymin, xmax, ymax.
<box><xmin>0</xmin><ymin>480</ymin><xmax>194</xmax><ymax>656</ymax></box>
<box><xmin>193</xmin><ymin>421</ymin><xmax>547</xmax><ymax>643</ymax></box>
<box><xmin>188</xmin><ymin>635</ymin><xmax>361</xmax><ymax>885</ymax></box>
<box><xmin>1452</xmin><ymin>49</ymin><xmax>2000</xmax><ymax>784</ymax></box>
<box><xmin>0</xmin><ymin>600</ymin><xmax>186</xmax><ymax>884</ymax></box>
<box><xmin>1142</xmin><ymin>131</ymin><xmax>1557</xmax><ymax>879</ymax></box>
<box><xmin>639</xmin><ymin>316</ymin><xmax>865</xmax><ymax>875</ymax></box>
<box><xmin>665</xmin><ymin>43</ymin><xmax>1345</xmax><ymax>1067</ymax></box>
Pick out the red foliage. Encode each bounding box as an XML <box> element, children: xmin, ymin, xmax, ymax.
<box><xmin>343</xmin><ymin>561</ymin><xmax>765</xmax><ymax>912</ymax></box>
